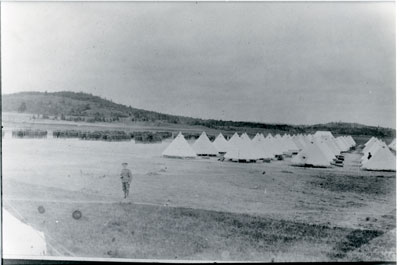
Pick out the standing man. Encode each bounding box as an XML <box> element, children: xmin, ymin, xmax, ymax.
<box><xmin>120</xmin><ymin>162</ymin><xmax>133</xmax><ymax>199</ymax></box>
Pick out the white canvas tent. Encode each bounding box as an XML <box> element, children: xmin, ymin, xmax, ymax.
<box><xmin>192</xmin><ymin>132</ymin><xmax>218</xmax><ymax>156</ymax></box>
<box><xmin>228</xmin><ymin>132</ymin><xmax>242</xmax><ymax>146</ymax></box>
<box><xmin>292</xmin><ymin>135</ymin><xmax>307</xmax><ymax>150</ymax></box>
<box><xmin>364</xmin><ymin>137</ymin><xmax>378</xmax><ymax>150</ymax></box>
<box><xmin>162</xmin><ymin>132</ymin><xmax>196</xmax><ymax>158</ymax></box>
<box><xmin>240</xmin><ymin>133</ymin><xmax>252</xmax><ymax>143</ymax></box>
<box><xmin>324</xmin><ymin>138</ymin><xmax>341</xmax><ymax>156</ymax></box>
<box><xmin>314</xmin><ymin>131</ymin><xmax>334</xmax><ymax>139</ymax></box>
<box><xmin>260</xmin><ymin>138</ymin><xmax>276</xmax><ymax>159</ymax></box>
<box><xmin>3</xmin><ymin>209</ymin><xmax>47</xmax><ymax>257</ymax></box>
<box><xmin>283</xmin><ymin>136</ymin><xmax>300</xmax><ymax>154</ymax></box>
<box><xmin>252</xmin><ymin>133</ymin><xmax>265</xmax><ymax>142</ymax></box>
<box><xmin>213</xmin><ymin>133</ymin><xmax>229</xmax><ymax>154</ymax></box>
<box><xmin>348</xmin><ymin>136</ymin><xmax>356</xmax><ymax>146</ymax></box>
<box><xmin>291</xmin><ymin>142</ymin><xmax>332</xmax><ymax>167</ymax></box>
<box><xmin>273</xmin><ymin>135</ymin><xmax>287</xmax><ymax>155</ymax></box>
<box><xmin>335</xmin><ymin>137</ymin><xmax>349</xmax><ymax>152</ymax></box>
<box><xmin>263</xmin><ymin>138</ymin><xmax>280</xmax><ymax>157</ymax></box>
<box><xmin>265</xmin><ymin>133</ymin><xmax>273</xmax><ymax>139</ymax></box>
<box><xmin>362</xmin><ymin>138</ymin><xmax>382</xmax><ymax>156</ymax></box>
<box><xmin>389</xmin><ymin>139</ymin><xmax>396</xmax><ymax>151</ymax></box>
<box><xmin>361</xmin><ymin>144</ymin><xmax>396</xmax><ymax>171</ymax></box>
<box><xmin>224</xmin><ymin>132</ymin><xmax>259</xmax><ymax>162</ymax></box>
<box><xmin>315</xmin><ymin>140</ymin><xmax>336</xmax><ymax>162</ymax></box>
<box><xmin>361</xmin><ymin>140</ymin><xmax>387</xmax><ymax>164</ymax></box>
<box><xmin>251</xmin><ymin>134</ymin><xmax>272</xmax><ymax>160</ymax></box>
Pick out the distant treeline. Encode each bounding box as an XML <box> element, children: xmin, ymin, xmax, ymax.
<box><xmin>53</xmin><ymin>130</ymin><xmax>173</xmax><ymax>143</ymax></box>
<box><xmin>3</xmin><ymin>91</ymin><xmax>395</xmax><ymax>138</ymax></box>
<box><xmin>129</xmin><ymin>131</ymin><xmax>172</xmax><ymax>143</ymax></box>
<box><xmin>12</xmin><ymin>129</ymin><xmax>48</xmax><ymax>138</ymax></box>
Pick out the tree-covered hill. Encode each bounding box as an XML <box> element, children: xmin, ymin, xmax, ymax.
<box><xmin>2</xmin><ymin>91</ymin><xmax>395</xmax><ymax>138</ymax></box>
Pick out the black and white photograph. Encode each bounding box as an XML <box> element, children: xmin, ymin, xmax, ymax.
<box><xmin>1</xmin><ymin>1</ymin><xmax>396</xmax><ymax>263</ymax></box>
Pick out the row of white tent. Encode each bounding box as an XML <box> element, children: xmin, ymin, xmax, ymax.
<box><xmin>291</xmin><ymin>134</ymin><xmax>356</xmax><ymax>168</ymax></box>
<box><xmin>163</xmin><ymin>131</ymin><xmax>308</xmax><ymax>159</ymax></box>
<box><xmin>162</xmin><ymin>131</ymin><xmax>356</xmax><ymax>165</ymax></box>
<box><xmin>360</xmin><ymin>137</ymin><xmax>396</xmax><ymax>171</ymax></box>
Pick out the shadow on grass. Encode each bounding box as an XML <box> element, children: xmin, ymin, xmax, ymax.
<box><xmin>309</xmin><ymin>173</ymin><xmax>394</xmax><ymax>195</ymax></box>
<box><xmin>328</xmin><ymin>229</ymin><xmax>384</xmax><ymax>260</ymax></box>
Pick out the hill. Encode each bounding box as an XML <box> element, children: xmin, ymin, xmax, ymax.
<box><xmin>2</xmin><ymin>91</ymin><xmax>395</xmax><ymax>138</ymax></box>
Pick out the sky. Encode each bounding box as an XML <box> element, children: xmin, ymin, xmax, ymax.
<box><xmin>2</xmin><ymin>2</ymin><xmax>396</xmax><ymax>128</ymax></box>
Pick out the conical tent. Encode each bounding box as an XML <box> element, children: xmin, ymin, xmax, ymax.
<box><xmin>346</xmin><ymin>136</ymin><xmax>355</xmax><ymax>147</ymax></box>
<box><xmin>285</xmin><ymin>137</ymin><xmax>300</xmax><ymax>152</ymax></box>
<box><xmin>364</xmin><ymin>137</ymin><xmax>377</xmax><ymax>150</ymax></box>
<box><xmin>213</xmin><ymin>133</ymin><xmax>229</xmax><ymax>154</ymax></box>
<box><xmin>162</xmin><ymin>132</ymin><xmax>196</xmax><ymax>158</ymax></box>
<box><xmin>341</xmin><ymin>137</ymin><xmax>352</xmax><ymax>149</ymax></box>
<box><xmin>303</xmin><ymin>135</ymin><xmax>312</xmax><ymax>146</ymax></box>
<box><xmin>273</xmin><ymin>137</ymin><xmax>287</xmax><ymax>155</ymax></box>
<box><xmin>348</xmin><ymin>136</ymin><xmax>356</xmax><ymax>146</ymax></box>
<box><xmin>292</xmin><ymin>135</ymin><xmax>307</xmax><ymax>150</ymax></box>
<box><xmin>224</xmin><ymin>141</ymin><xmax>241</xmax><ymax>161</ymax></box>
<box><xmin>361</xmin><ymin>145</ymin><xmax>396</xmax><ymax>171</ymax></box>
<box><xmin>224</xmin><ymin>133</ymin><xmax>260</xmax><ymax>161</ymax></box>
<box><xmin>291</xmin><ymin>142</ymin><xmax>332</xmax><ymax>167</ymax></box>
<box><xmin>240</xmin><ymin>133</ymin><xmax>252</xmax><ymax>143</ymax></box>
<box><xmin>335</xmin><ymin>137</ymin><xmax>348</xmax><ymax>152</ymax></box>
<box><xmin>192</xmin><ymin>132</ymin><xmax>218</xmax><ymax>156</ymax></box>
<box><xmin>389</xmin><ymin>139</ymin><xmax>396</xmax><ymax>151</ymax></box>
<box><xmin>251</xmin><ymin>134</ymin><xmax>271</xmax><ymax>159</ymax></box>
<box><xmin>252</xmin><ymin>133</ymin><xmax>264</xmax><ymax>142</ymax></box>
<box><xmin>279</xmin><ymin>137</ymin><xmax>290</xmax><ymax>153</ymax></box>
<box><xmin>340</xmin><ymin>136</ymin><xmax>352</xmax><ymax>150</ymax></box>
<box><xmin>252</xmin><ymin>133</ymin><xmax>259</xmax><ymax>141</ymax></box>
<box><xmin>264</xmin><ymin>138</ymin><xmax>282</xmax><ymax>156</ymax></box>
<box><xmin>227</xmin><ymin>133</ymin><xmax>242</xmax><ymax>148</ymax></box>
<box><xmin>224</xmin><ymin>133</ymin><xmax>240</xmax><ymax>158</ymax></box>
<box><xmin>3</xmin><ymin>210</ymin><xmax>47</xmax><ymax>256</ymax></box>
<box><xmin>324</xmin><ymin>138</ymin><xmax>341</xmax><ymax>156</ymax></box>
<box><xmin>361</xmin><ymin>140</ymin><xmax>386</xmax><ymax>164</ymax></box>
<box><xmin>315</xmin><ymin>141</ymin><xmax>336</xmax><ymax>162</ymax></box>
<box><xmin>363</xmin><ymin>139</ymin><xmax>383</xmax><ymax>156</ymax></box>
<box><xmin>314</xmin><ymin>131</ymin><xmax>334</xmax><ymax>139</ymax></box>
<box><xmin>260</xmin><ymin>138</ymin><xmax>276</xmax><ymax>159</ymax></box>
<box><xmin>224</xmin><ymin>139</ymin><xmax>259</xmax><ymax>161</ymax></box>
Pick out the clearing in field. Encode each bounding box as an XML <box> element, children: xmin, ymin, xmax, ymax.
<box><xmin>2</xmin><ymin>138</ymin><xmax>396</xmax><ymax>261</ymax></box>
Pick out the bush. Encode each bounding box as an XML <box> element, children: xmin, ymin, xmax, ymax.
<box><xmin>53</xmin><ymin>130</ymin><xmax>81</xmax><ymax>138</ymax></box>
<box><xmin>129</xmin><ymin>131</ymin><xmax>172</xmax><ymax>143</ymax></box>
<box><xmin>80</xmin><ymin>130</ymin><xmax>130</xmax><ymax>141</ymax></box>
<box><xmin>12</xmin><ymin>129</ymin><xmax>47</xmax><ymax>138</ymax></box>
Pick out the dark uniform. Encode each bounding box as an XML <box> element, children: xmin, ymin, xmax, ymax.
<box><xmin>120</xmin><ymin>168</ymin><xmax>133</xmax><ymax>198</ymax></box>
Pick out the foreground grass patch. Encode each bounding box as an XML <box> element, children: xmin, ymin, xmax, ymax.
<box><xmin>309</xmin><ymin>174</ymin><xmax>395</xmax><ymax>196</ymax></box>
<box><xmin>5</xmin><ymin>200</ymin><xmax>392</xmax><ymax>261</ymax></box>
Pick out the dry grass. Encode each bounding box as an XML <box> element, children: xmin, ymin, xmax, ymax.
<box><xmin>2</xmin><ymin>138</ymin><xmax>396</xmax><ymax>261</ymax></box>
<box><xmin>5</xmin><ymin>200</ymin><xmax>388</xmax><ymax>262</ymax></box>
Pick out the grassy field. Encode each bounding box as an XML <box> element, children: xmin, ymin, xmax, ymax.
<box><xmin>2</xmin><ymin>137</ymin><xmax>396</xmax><ymax>261</ymax></box>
